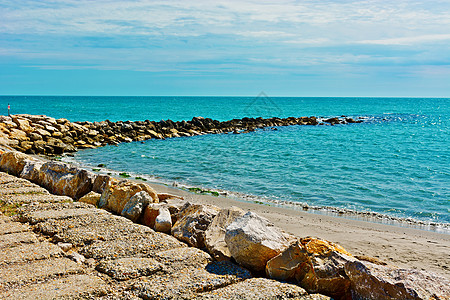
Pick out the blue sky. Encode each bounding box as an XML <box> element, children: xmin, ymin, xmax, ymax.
<box><xmin>0</xmin><ymin>0</ymin><xmax>449</xmax><ymax>96</ymax></box>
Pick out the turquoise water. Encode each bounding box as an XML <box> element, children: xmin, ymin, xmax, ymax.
<box><xmin>1</xmin><ymin>96</ymin><xmax>449</xmax><ymax>224</ymax></box>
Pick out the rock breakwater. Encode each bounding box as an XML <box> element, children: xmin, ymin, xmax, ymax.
<box><xmin>1</xmin><ymin>149</ymin><xmax>449</xmax><ymax>299</ymax></box>
<box><xmin>0</xmin><ymin>114</ymin><xmax>362</xmax><ymax>155</ymax></box>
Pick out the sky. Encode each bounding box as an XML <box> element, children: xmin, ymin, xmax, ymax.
<box><xmin>0</xmin><ymin>0</ymin><xmax>449</xmax><ymax>97</ymax></box>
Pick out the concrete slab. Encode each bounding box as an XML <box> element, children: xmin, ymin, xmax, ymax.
<box><xmin>0</xmin><ymin>241</ymin><xmax>63</xmax><ymax>265</ymax></box>
<box><xmin>0</xmin><ymin>274</ymin><xmax>109</xmax><ymax>300</ymax></box>
<box><xmin>96</xmin><ymin>257</ymin><xmax>162</xmax><ymax>281</ymax></box>
<box><xmin>80</xmin><ymin>231</ymin><xmax>186</xmax><ymax>260</ymax></box>
<box><xmin>0</xmin><ymin>257</ymin><xmax>84</xmax><ymax>289</ymax></box>
<box><xmin>129</xmin><ymin>261</ymin><xmax>251</xmax><ymax>299</ymax></box>
<box><xmin>0</xmin><ymin>231</ymin><xmax>38</xmax><ymax>248</ymax></box>
<box><xmin>195</xmin><ymin>278</ymin><xmax>314</xmax><ymax>300</ymax></box>
<box><xmin>0</xmin><ymin>220</ymin><xmax>29</xmax><ymax>234</ymax></box>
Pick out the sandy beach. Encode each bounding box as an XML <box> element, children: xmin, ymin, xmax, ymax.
<box><xmin>148</xmin><ymin>181</ymin><xmax>450</xmax><ymax>280</ymax></box>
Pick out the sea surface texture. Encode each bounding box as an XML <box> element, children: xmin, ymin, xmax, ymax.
<box><xmin>1</xmin><ymin>96</ymin><xmax>449</xmax><ymax>224</ymax></box>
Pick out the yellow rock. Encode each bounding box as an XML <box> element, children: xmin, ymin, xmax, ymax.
<box><xmin>79</xmin><ymin>191</ymin><xmax>101</xmax><ymax>206</ymax></box>
<box><xmin>12</xmin><ymin>117</ymin><xmax>33</xmax><ymax>133</ymax></box>
<box><xmin>0</xmin><ymin>151</ymin><xmax>35</xmax><ymax>176</ymax></box>
<box><xmin>8</xmin><ymin>128</ymin><xmax>29</xmax><ymax>141</ymax></box>
<box><xmin>102</xmin><ymin>180</ymin><xmax>158</xmax><ymax>214</ymax></box>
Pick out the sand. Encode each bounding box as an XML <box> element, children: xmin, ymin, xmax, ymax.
<box><xmin>149</xmin><ymin>182</ymin><xmax>450</xmax><ymax>280</ymax></box>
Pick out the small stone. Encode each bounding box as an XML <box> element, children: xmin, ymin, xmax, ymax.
<box><xmin>58</xmin><ymin>242</ymin><xmax>73</xmax><ymax>252</ymax></box>
<box><xmin>68</xmin><ymin>251</ymin><xmax>86</xmax><ymax>264</ymax></box>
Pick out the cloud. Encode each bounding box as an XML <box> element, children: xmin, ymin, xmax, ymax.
<box><xmin>357</xmin><ymin>34</ymin><xmax>450</xmax><ymax>45</ymax></box>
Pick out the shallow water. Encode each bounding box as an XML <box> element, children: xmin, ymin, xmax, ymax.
<box><xmin>2</xmin><ymin>96</ymin><xmax>449</xmax><ymax>224</ymax></box>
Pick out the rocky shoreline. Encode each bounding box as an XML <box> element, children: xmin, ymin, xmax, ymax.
<box><xmin>1</xmin><ymin>139</ymin><xmax>450</xmax><ymax>298</ymax></box>
<box><xmin>0</xmin><ymin>114</ymin><xmax>362</xmax><ymax>155</ymax></box>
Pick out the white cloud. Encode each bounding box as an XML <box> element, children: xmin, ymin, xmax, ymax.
<box><xmin>357</xmin><ymin>34</ymin><xmax>450</xmax><ymax>45</ymax></box>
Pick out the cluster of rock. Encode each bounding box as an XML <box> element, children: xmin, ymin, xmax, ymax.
<box><xmin>1</xmin><ymin>149</ymin><xmax>448</xmax><ymax>300</ymax></box>
<box><xmin>0</xmin><ymin>114</ymin><xmax>362</xmax><ymax>155</ymax></box>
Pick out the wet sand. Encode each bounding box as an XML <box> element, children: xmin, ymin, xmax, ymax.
<box><xmin>149</xmin><ymin>182</ymin><xmax>450</xmax><ymax>280</ymax></box>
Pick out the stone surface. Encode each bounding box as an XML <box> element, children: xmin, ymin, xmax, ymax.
<box><xmin>154</xmin><ymin>207</ymin><xmax>172</xmax><ymax>233</ymax></box>
<box><xmin>96</xmin><ymin>257</ymin><xmax>163</xmax><ymax>280</ymax></box>
<box><xmin>0</xmin><ymin>231</ymin><xmax>38</xmax><ymax>248</ymax></box>
<box><xmin>121</xmin><ymin>191</ymin><xmax>152</xmax><ymax>222</ymax></box>
<box><xmin>171</xmin><ymin>203</ymin><xmax>220</xmax><ymax>248</ymax></box>
<box><xmin>225</xmin><ymin>211</ymin><xmax>289</xmax><ymax>272</ymax></box>
<box><xmin>266</xmin><ymin>238</ymin><xmax>354</xmax><ymax>300</ymax></box>
<box><xmin>130</xmin><ymin>261</ymin><xmax>251</xmax><ymax>299</ymax></box>
<box><xmin>345</xmin><ymin>260</ymin><xmax>450</xmax><ymax>300</ymax></box>
<box><xmin>0</xmin><ymin>257</ymin><xmax>83</xmax><ymax>288</ymax></box>
<box><xmin>35</xmin><ymin>161</ymin><xmax>94</xmax><ymax>199</ymax></box>
<box><xmin>154</xmin><ymin>247</ymin><xmax>213</xmax><ymax>273</ymax></box>
<box><xmin>0</xmin><ymin>151</ymin><xmax>35</xmax><ymax>176</ymax></box>
<box><xmin>0</xmin><ymin>274</ymin><xmax>109</xmax><ymax>299</ymax></box>
<box><xmin>0</xmin><ymin>242</ymin><xmax>63</xmax><ymax>265</ymax></box>
<box><xmin>20</xmin><ymin>159</ymin><xmax>44</xmax><ymax>182</ymax></box>
<box><xmin>205</xmin><ymin>206</ymin><xmax>246</xmax><ymax>261</ymax></box>
<box><xmin>78</xmin><ymin>191</ymin><xmax>101</xmax><ymax>206</ymax></box>
<box><xmin>101</xmin><ymin>179</ymin><xmax>158</xmax><ymax>213</ymax></box>
<box><xmin>196</xmin><ymin>278</ymin><xmax>317</xmax><ymax>300</ymax></box>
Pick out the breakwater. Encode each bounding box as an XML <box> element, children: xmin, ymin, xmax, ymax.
<box><xmin>0</xmin><ymin>114</ymin><xmax>361</xmax><ymax>155</ymax></box>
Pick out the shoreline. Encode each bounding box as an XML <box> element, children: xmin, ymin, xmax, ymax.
<box><xmin>61</xmin><ymin>155</ymin><xmax>450</xmax><ymax>280</ymax></box>
<box><xmin>64</xmin><ymin>154</ymin><xmax>450</xmax><ymax>234</ymax></box>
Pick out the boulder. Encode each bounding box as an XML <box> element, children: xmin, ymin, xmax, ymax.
<box><xmin>101</xmin><ymin>180</ymin><xmax>158</xmax><ymax>214</ymax></box>
<box><xmin>92</xmin><ymin>174</ymin><xmax>111</xmax><ymax>194</ymax></box>
<box><xmin>0</xmin><ymin>151</ymin><xmax>35</xmax><ymax>176</ymax></box>
<box><xmin>154</xmin><ymin>207</ymin><xmax>172</xmax><ymax>233</ymax></box>
<box><xmin>12</xmin><ymin>117</ymin><xmax>33</xmax><ymax>132</ymax></box>
<box><xmin>36</xmin><ymin>161</ymin><xmax>94</xmax><ymax>199</ymax></box>
<box><xmin>34</xmin><ymin>128</ymin><xmax>51</xmax><ymax>138</ymax></box>
<box><xmin>8</xmin><ymin>128</ymin><xmax>28</xmax><ymax>141</ymax></box>
<box><xmin>157</xmin><ymin>193</ymin><xmax>184</xmax><ymax>202</ymax></box>
<box><xmin>225</xmin><ymin>211</ymin><xmax>289</xmax><ymax>272</ymax></box>
<box><xmin>345</xmin><ymin>260</ymin><xmax>450</xmax><ymax>300</ymax></box>
<box><xmin>205</xmin><ymin>206</ymin><xmax>245</xmax><ymax>261</ymax></box>
<box><xmin>78</xmin><ymin>191</ymin><xmax>102</xmax><ymax>206</ymax></box>
<box><xmin>171</xmin><ymin>203</ymin><xmax>220</xmax><ymax>248</ymax></box>
<box><xmin>121</xmin><ymin>191</ymin><xmax>152</xmax><ymax>222</ymax></box>
<box><xmin>267</xmin><ymin>237</ymin><xmax>354</xmax><ymax>299</ymax></box>
<box><xmin>20</xmin><ymin>159</ymin><xmax>44</xmax><ymax>182</ymax></box>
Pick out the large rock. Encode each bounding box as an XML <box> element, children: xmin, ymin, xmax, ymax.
<box><xmin>20</xmin><ymin>159</ymin><xmax>44</xmax><ymax>182</ymax></box>
<box><xmin>121</xmin><ymin>191</ymin><xmax>152</xmax><ymax>222</ymax></box>
<box><xmin>0</xmin><ymin>151</ymin><xmax>35</xmax><ymax>176</ymax></box>
<box><xmin>35</xmin><ymin>161</ymin><xmax>94</xmax><ymax>199</ymax></box>
<box><xmin>8</xmin><ymin>128</ymin><xmax>28</xmax><ymax>141</ymax></box>
<box><xmin>92</xmin><ymin>174</ymin><xmax>111</xmax><ymax>194</ymax></box>
<box><xmin>266</xmin><ymin>237</ymin><xmax>354</xmax><ymax>300</ymax></box>
<box><xmin>171</xmin><ymin>203</ymin><xmax>220</xmax><ymax>248</ymax></box>
<box><xmin>205</xmin><ymin>206</ymin><xmax>245</xmax><ymax>261</ymax></box>
<box><xmin>225</xmin><ymin>211</ymin><xmax>289</xmax><ymax>272</ymax></box>
<box><xmin>101</xmin><ymin>179</ymin><xmax>158</xmax><ymax>214</ymax></box>
<box><xmin>345</xmin><ymin>260</ymin><xmax>450</xmax><ymax>300</ymax></box>
<box><xmin>12</xmin><ymin>117</ymin><xmax>33</xmax><ymax>132</ymax></box>
<box><xmin>78</xmin><ymin>191</ymin><xmax>101</xmax><ymax>206</ymax></box>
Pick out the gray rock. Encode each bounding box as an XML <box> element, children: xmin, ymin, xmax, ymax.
<box><xmin>345</xmin><ymin>260</ymin><xmax>450</xmax><ymax>300</ymax></box>
<box><xmin>171</xmin><ymin>203</ymin><xmax>220</xmax><ymax>248</ymax></box>
<box><xmin>154</xmin><ymin>207</ymin><xmax>172</xmax><ymax>233</ymax></box>
<box><xmin>225</xmin><ymin>211</ymin><xmax>289</xmax><ymax>272</ymax></box>
<box><xmin>205</xmin><ymin>206</ymin><xmax>245</xmax><ymax>261</ymax></box>
<box><xmin>121</xmin><ymin>191</ymin><xmax>152</xmax><ymax>222</ymax></box>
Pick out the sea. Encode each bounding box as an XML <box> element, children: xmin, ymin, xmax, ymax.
<box><xmin>1</xmin><ymin>96</ymin><xmax>449</xmax><ymax>230</ymax></box>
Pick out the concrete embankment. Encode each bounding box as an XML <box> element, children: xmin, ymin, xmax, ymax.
<box><xmin>1</xmin><ymin>149</ymin><xmax>449</xmax><ymax>299</ymax></box>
